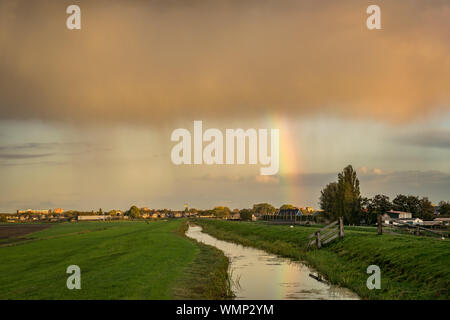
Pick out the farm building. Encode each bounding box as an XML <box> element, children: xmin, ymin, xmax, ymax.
<box><xmin>383</xmin><ymin>214</ymin><xmax>423</xmax><ymax>226</ymax></box>
<box><xmin>385</xmin><ymin>210</ymin><xmax>412</xmax><ymax>219</ymax></box>
<box><xmin>277</xmin><ymin>208</ymin><xmax>302</xmax><ymax>218</ymax></box>
<box><xmin>228</xmin><ymin>212</ymin><xmax>240</xmax><ymax>220</ymax></box>
<box><xmin>402</xmin><ymin>218</ymin><xmax>424</xmax><ymax>226</ymax></box>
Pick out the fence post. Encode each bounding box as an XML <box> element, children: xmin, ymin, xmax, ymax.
<box><xmin>316</xmin><ymin>231</ymin><xmax>322</xmax><ymax>249</ymax></box>
<box><xmin>339</xmin><ymin>216</ymin><xmax>344</xmax><ymax>238</ymax></box>
<box><xmin>377</xmin><ymin>215</ymin><xmax>382</xmax><ymax>235</ymax></box>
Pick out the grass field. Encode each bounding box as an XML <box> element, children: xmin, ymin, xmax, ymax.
<box><xmin>0</xmin><ymin>220</ymin><xmax>231</xmax><ymax>300</ymax></box>
<box><xmin>194</xmin><ymin>219</ymin><xmax>450</xmax><ymax>300</ymax></box>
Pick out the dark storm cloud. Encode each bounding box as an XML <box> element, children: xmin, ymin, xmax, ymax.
<box><xmin>0</xmin><ymin>153</ymin><xmax>53</xmax><ymax>159</ymax></box>
<box><xmin>0</xmin><ymin>142</ymin><xmax>56</xmax><ymax>151</ymax></box>
<box><xmin>359</xmin><ymin>170</ymin><xmax>450</xmax><ymax>201</ymax></box>
<box><xmin>0</xmin><ymin>0</ymin><xmax>449</xmax><ymax>124</ymax></box>
<box><xmin>397</xmin><ymin>129</ymin><xmax>450</xmax><ymax>149</ymax></box>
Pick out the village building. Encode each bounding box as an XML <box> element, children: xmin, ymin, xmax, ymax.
<box><xmin>174</xmin><ymin>212</ymin><xmax>183</xmax><ymax>218</ymax></box>
<box><xmin>406</xmin><ymin>218</ymin><xmax>424</xmax><ymax>226</ymax></box>
<box><xmin>17</xmin><ymin>209</ymin><xmax>51</xmax><ymax>215</ymax></box>
<box><xmin>277</xmin><ymin>207</ymin><xmax>302</xmax><ymax>219</ymax></box>
<box><xmin>382</xmin><ymin>211</ymin><xmax>425</xmax><ymax>226</ymax></box>
<box><xmin>302</xmin><ymin>207</ymin><xmax>314</xmax><ymax>214</ymax></box>
<box><xmin>228</xmin><ymin>212</ymin><xmax>240</xmax><ymax>220</ymax></box>
<box><xmin>386</xmin><ymin>210</ymin><xmax>413</xmax><ymax>219</ymax></box>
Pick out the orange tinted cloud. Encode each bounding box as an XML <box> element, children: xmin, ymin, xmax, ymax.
<box><xmin>0</xmin><ymin>0</ymin><xmax>449</xmax><ymax>124</ymax></box>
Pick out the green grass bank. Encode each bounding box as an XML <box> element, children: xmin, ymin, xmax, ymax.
<box><xmin>194</xmin><ymin>219</ymin><xmax>449</xmax><ymax>300</ymax></box>
<box><xmin>0</xmin><ymin>220</ymin><xmax>232</xmax><ymax>299</ymax></box>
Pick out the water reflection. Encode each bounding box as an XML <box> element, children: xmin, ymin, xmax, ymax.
<box><xmin>186</xmin><ymin>225</ymin><xmax>359</xmax><ymax>300</ymax></box>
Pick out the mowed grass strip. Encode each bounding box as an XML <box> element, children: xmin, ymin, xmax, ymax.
<box><xmin>194</xmin><ymin>220</ymin><xmax>450</xmax><ymax>300</ymax></box>
<box><xmin>172</xmin><ymin>223</ymin><xmax>233</xmax><ymax>299</ymax></box>
<box><xmin>0</xmin><ymin>220</ymin><xmax>230</xmax><ymax>299</ymax></box>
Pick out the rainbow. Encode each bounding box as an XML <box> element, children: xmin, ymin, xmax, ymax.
<box><xmin>265</xmin><ymin>113</ymin><xmax>302</xmax><ymax>206</ymax></box>
<box><xmin>263</xmin><ymin>114</ymin><xmax>307</xmax><ymax>298</ymax></box>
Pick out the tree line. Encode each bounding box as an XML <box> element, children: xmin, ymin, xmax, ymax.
<box><xmin>320</xmin><ymin>165</ymin><xmax>449</xmax><ymax>224</ymax></box>
<box><xmin>120</xmin><ymin>203</ymin><xmax>278</xmax><ymax>220</ymax></box>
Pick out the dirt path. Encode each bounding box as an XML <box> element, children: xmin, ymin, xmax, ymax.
<box><xmin>0</xmin><ymin>224</ymin><xmax>51</xmax><ymax>239</ymax></box>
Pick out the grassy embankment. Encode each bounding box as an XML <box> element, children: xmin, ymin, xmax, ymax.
<box><xmin>194</xmin><ymin>219</ymin><xmax>449</xmax><ymax>300</ymax></box>
<box><xmin>0</xmin><ymin>220</ymin><xmax>232</xmax><ymax>299</ymax></box>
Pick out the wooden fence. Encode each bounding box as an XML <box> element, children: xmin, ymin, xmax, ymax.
<box><xmin>307</xmin><ymin>217</ymin><xmax>344</xmax><ymax>249</ymax></box>
<box><xmin>377</xmin><ymin>215</ymin><xmax>446</xmax><ymax>238</ymax></box>
<box><xmin>262</xmin><ymin>214</ymin><xmax>316</xmax><ymax>225</ymax></box>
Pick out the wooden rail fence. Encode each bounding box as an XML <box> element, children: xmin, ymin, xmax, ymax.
<box><xmin>262</xmin><ymin>214</ymin><xmax>313</xmax><ymax>225</ymax></box>
<box><xmin>307</xmin><ymin>217</ymin><xmax>344</xmax><ymax>249</ymax></box>
<box><xmin>377</xmin><ymin>215</ymin><xmax>446</xmax><ymax>239</ymax></box>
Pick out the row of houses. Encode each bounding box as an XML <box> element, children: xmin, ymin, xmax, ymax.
<box><xmin>5</xmin><ymin>208</ymin><xmax>202</xmax><ymax>223</ymax></box>
<box><xmin>6</xmin><ymin>214</ymin><xmax>69</xmax><ymax>222</ymax></box>
<box><xmin>16</xmin><ymin>208</ymin><xmax>64</xmax><ymax>215</ymax></box>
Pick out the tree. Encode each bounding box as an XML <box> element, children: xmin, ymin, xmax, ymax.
<box><xmin>319</xmin><ymin>182</ymin><xmax>339</xmax><ymax>220</ymax></box>
<box><xmin>279</xmin><ymin>204</ymin><xmax>295</xmax><ymax>210</ymax></box>
<box><xmin>0</xmin><ymin>215</ymin><xmax>7</xmax><ymax>223</ymax></box>
<box><xmin>252</xmin><ymin>203</ymin><xmax>275</xmax><ymax>216</ymax></box>
<box><xmin>392</xmin><ymin>194</ymin><xmax>408</xmax><ymax>211</ymax></box>
<box><xmin>337</xmin><ymin>165</ymin><xmax>362</xmax><ymax>224</ymax></box>
<box><xmin>361</xmin><ymin>194</ymin><xmax>392</xmax><ymax>225</ymax></box>
<box><xmin>109</xmin><ymin>210</ymin><xmax>118</xmax><ymax>216</ymax></box>
<box><xmin>126</xmin><ymin>205</ymin><xmax>141</xmax><ymax>219</ymax></box>
<box><xmin>239</xmin><ymin>209</ymin><xmax>253</xmax><ymax>221</ymax></box>
<box><xmin>213</xmin><ymin>206</ymin><xmax>231</xmax><ymax>218</ymax></box>
<box><xmin>438</xmin><ymin>201</ymin><xmax>450</xmax><ymax>216</ymax></box>
<box><xmin>418</xmin><ymin>197</ymin><xmax>435</xmax><ymax>220</ymax></box>
<box><xmin>319</xmin><ymin>165</ymin><xmax>362</xmax><ymax>224</ymax></box>
<box><xmin>360</xmin><ymin>197</ymin><xmax>372</xmax><ymax>224</ymax></box>
<box><xmin>392</xmin><ymin>195</ymin><xmax>420</xmax><ymax>216</ymax></box>
<box><xmin>99</xmin><ymin>208</ymin><xmax>103</xmax><ymax>215</ymax></box>
<box><xmin>370</xmin><ymin>195</ymin><xmax>392</xmax><ymax>215</ymax></box>
<box><xmin>391</xmin><ymin>195</ymin><xmax>435</xmax><ymax>219</ymax></box>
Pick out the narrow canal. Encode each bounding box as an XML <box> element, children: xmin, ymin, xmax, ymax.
<box><xmin>186</xmin><ymin>225</ymin><xmax>359</xmax><ymax>300</ymax></box>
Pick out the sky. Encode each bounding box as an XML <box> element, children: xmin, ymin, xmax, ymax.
<box><xmin>0</xmin><ymin>0</ymin><xmax>449</xmax><ymax>212</ymax></box>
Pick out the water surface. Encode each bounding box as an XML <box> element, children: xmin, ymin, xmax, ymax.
<box><xmin>186</xmin><ymin>225</ymin><xmax>359</xmax><ymax>300</ymax></box>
